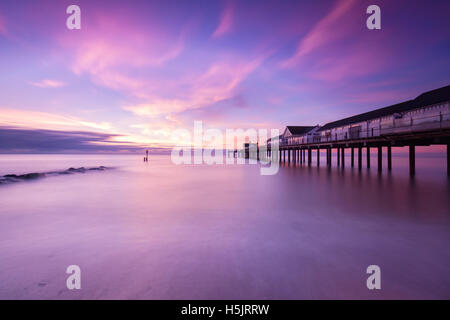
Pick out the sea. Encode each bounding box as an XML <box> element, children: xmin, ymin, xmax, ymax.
<box><xmin>0</xmin><ymin>150</ymin><xmax>449</xmax><ymax>299</ymax></box>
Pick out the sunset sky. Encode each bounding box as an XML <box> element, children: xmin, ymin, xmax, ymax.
<box><xmin>0</xmin><ymin>0</ymin><xmax>449</xmax><ymax>152</ymax></box>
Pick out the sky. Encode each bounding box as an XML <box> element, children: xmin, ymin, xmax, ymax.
<box><xmin>0</xmin><ymin>0</ymin><xmax>449</xmax><ymax>153</ymax></box>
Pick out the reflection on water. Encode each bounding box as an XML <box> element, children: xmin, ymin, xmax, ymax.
<box><xmin>0</xmin><ymin>154</ymin><xmax>449</xmax><ymax>299</ymax></box>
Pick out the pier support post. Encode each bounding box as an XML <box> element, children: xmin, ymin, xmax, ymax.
<box><xmin>387</xmin><ymin>146</ymin><xmax>392</xmax><ymax>171</ymax></box>
<box><xmin>337</xmin><ymin>148</ymin><xmax>340</xmax><ymax>166</ymax></box>
<box><xmin>308</xmin><ymin>148</ymin><xmax>312</xmax><ymax>165</ymax></box>
<box><xmin>351</xmin><ymin>147</ymin><xmax>354</xmax><ymax>168</ymax></box>
<box><xmin>330</xmin><ymin>148</ymin><xmax>333</xmax><ymax>166</ymax></box>
<box><xmin>378</xmin><ymin>146</ymin><xmax>382</xmax><ymax>172</ymax></box>
<box><xmin>341</xmin><ymin>147</ymin><xmax>345</xmax><ymax>168</ymax></box>
<box><xmin>328</xmin><ymin>148</ymin><xmax>331</xmax><ymax>166</ymax></box>
<box><xmin>367</xmin><ymin>147</ymin><xmax>371</xmax><ymax>169</ymax></box>
<box><xmin>327</xmin><ymin>148</ymin><xmax>330</xmax><ymax>166</ymax></box>
<box><xmin>409</xmin><ymin>145</ymin><xmax>415</xmax><ymax>176</ymax></box>
<box><xmin>317</xmin><ymin>148</ymin><xmax>320</xmax><ymax>166</ymax></box>
<box><xmin>447</xmin><ymin>143</ymin><xmax>450</xmax><ymax>177</ymax></box>
<box><xmin>303</xmin><ymin>149</ymin><xmax>306</xmax><ymax>163</ymax></box>
<box><xmin>358</xmin><ymin>147</ymin><xmax>362</xmax><ymax>170</ymax></box>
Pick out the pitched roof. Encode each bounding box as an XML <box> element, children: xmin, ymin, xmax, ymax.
<box><xmin>285</xmin><ymin>126</ymin><xmax>316</xmax><ymax>135</ymax></box>
<box><xmin>318</xmin><ymin>85</ymin><xmax>450</xmax><ymax>132</ymax></box>
<box><xmin>267</xmin><ymin>135</ymin><xmax>281</xmax><ymax>142</ymax></box>
<box><xmin>414</xmin><ymin>85</ymin><xmax>450</xmax><ymax>107</ymax></box>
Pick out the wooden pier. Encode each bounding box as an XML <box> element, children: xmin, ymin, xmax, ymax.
<box><xmin>264</xmin><ymin>85</ymin><xmax>450</xmax><ymax>176</ymax></box>
<box><xmin>271</xmin><ymin>132</ymin><xmax>450</xmax><ymax>176</ymax></box>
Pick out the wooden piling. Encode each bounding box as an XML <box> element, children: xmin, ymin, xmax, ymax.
<box><xmin>337</xmin><ymin>148</ymin><xmax>340</xmax><ymax>166</ymax></box>
<box><xmin>409</xmin><ymin>145</ymin><xmax>415</xmax><ymax>176</ymax></box>
<box><xmin>447</xmin><ymin>144</ymin><xmax>450</xmax><ymax>176</ymax></box>
<box><xmin>341</xmin><ymin>147</ymin><xmax>345</xmax><ymax>167</ymax></box>
<box><xmin>378</xmin><ymin>146</ymin><xmax>382</xmax><ymax>172</ymax></box>
<box><xmin>327</xmin><ymin>147</ymin><xmax>331</xmax><ymax>167</ymax></box>
<box><xmin>308</xmin><ymin>148</ymin><xmax>312</xmax><ymax>165</ymax></box>
<box><xmin>358</xmin><ymin>147</ymin><xmax>362</xmax><ymax>170</ymax></box>
<box><xmin>367</xmin><ymin>147</ymin><xmax>371</xmax><ymax>169</ymax></box>
<box><xmin>447</xmin><ymin>143</ymin><xmax>450</xmax><ymax>177</ymax></box>
<box><xmin>351</xmin><ymin>147</ymin><xmax>354</xmax><ymax>167</ymax></box>
<box><xmin>317</xmin><ymin>148</ymin><xmax>320</xmax><ymax>166</ymax></box>
<box><xmin>387</xmin><ymin>146</ymin><xmax>392</xmax><ymax>171</ymax></box>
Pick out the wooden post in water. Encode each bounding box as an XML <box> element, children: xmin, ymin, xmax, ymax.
<box><xmin>358</xmin><ymin>147</ymin><xmax>362</xmax><ymax>170</ymax></box>
<box><xmin>447</xmin><ymin>144</ymin><xmax>450</xmax><ymax>177</ymax></box>
<box><xmin>330</xmin><ymin>147</ymin><xmax>333</xmax><ymax>166</ymax></box>
<box><xmin>288</xmin><ymin>148</ymin><xmax>291</xmax><ymax>163</ymax></box>
<box><xmin>351</xmin><ymin>148</ymin><xmax>354</xmax><ymax>167</ymax></box>
<box><xmin>378</xmin><ymin>146</ymin><xmax>382</xmax><ymax>172</ymax></box>
<box><xmin>327</xmin><ymin>148</ymin><xmax>330</xmax><ymax>166</ymax></box>
<box><xmin>367</xmin><ymin>147</ymin><xmax>371</xmax><ymax>169</ymax></box>
<box><xmin>387</xmin><ymin>146</ymin><xmax>392</xmax><ymax>171</ymax></box>
<box><xmin>317</xmin><ymin>148</ymin><xmax>320</xmax><ymax>166</ymax></box>
<box><xmin>341</xmin><ymin>147</ymin><xmax>345</xmax><ymax>167</ymax></box>
<box><xmin>308</xmin><ymin>148</ymin><xmax>312</xmax><ymax>165</ymax></box>
<box><xmin>409</xmin><ymin>145</ymin><xmax>415</xmax><ymax>176</ymax></box>
<box><xmin>336</xmin><ymin>147</ymin><xmax>341</xmax><ymax>167</ymax></box>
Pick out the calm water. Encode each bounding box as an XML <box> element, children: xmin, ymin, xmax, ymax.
<box><xmin>0</xmin><ymin>152</ymin><xmax>449</xmax><ymax>299</ymax></box>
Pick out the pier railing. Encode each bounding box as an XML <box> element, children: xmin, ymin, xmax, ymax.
<box><xmin>279</xmin><ymin>111</ymin><xmax>450</xmax><ymax>147</ymax></box>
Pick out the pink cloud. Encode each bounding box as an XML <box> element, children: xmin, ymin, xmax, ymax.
<box><xmin>0</xmin><ymin>108</ymin><xmax>112</xmax><ymax>132</ymax></box>
<box><xmin>60</xmin><ymin>11</ymin><xmax>190</xmax><ymax>87</ymax></box>
<box><xmin>280</xmin><ymin>0</ymin><xmax>356</xmax><ymax>68</ymax></box>
<box><xmin>30</xmin><ymin>79</ymin><xmax>66</xmax><ymax>88</ymax></box>
<box><xmin>124</xmin><ymin>55</ymin><xmax>265</xmax><ymax>117</ymax></box>
<box><xmin>212</xmin><ymin>1</ymin><xmax>234</xmax><ymax>39</ymax></box>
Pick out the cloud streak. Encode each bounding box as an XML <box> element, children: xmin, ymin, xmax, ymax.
<box><xmin>0</xmin><ymin>126</ymin><xmax>143</xmax><ymax>153</ymax></box>
<box><xmin>30</xmin><ymin>79</ymin><xmax>66</xmax><ymax>88</ymax></box>
<box><xmin>280</xmin><ymin>0</ymin><xmax>356</xmax><ymax>68</ymax></box>
<box><xmin>212</xmin><ymin>1</ymin><xmax>234</xmax><ymax>39</ymax></box>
